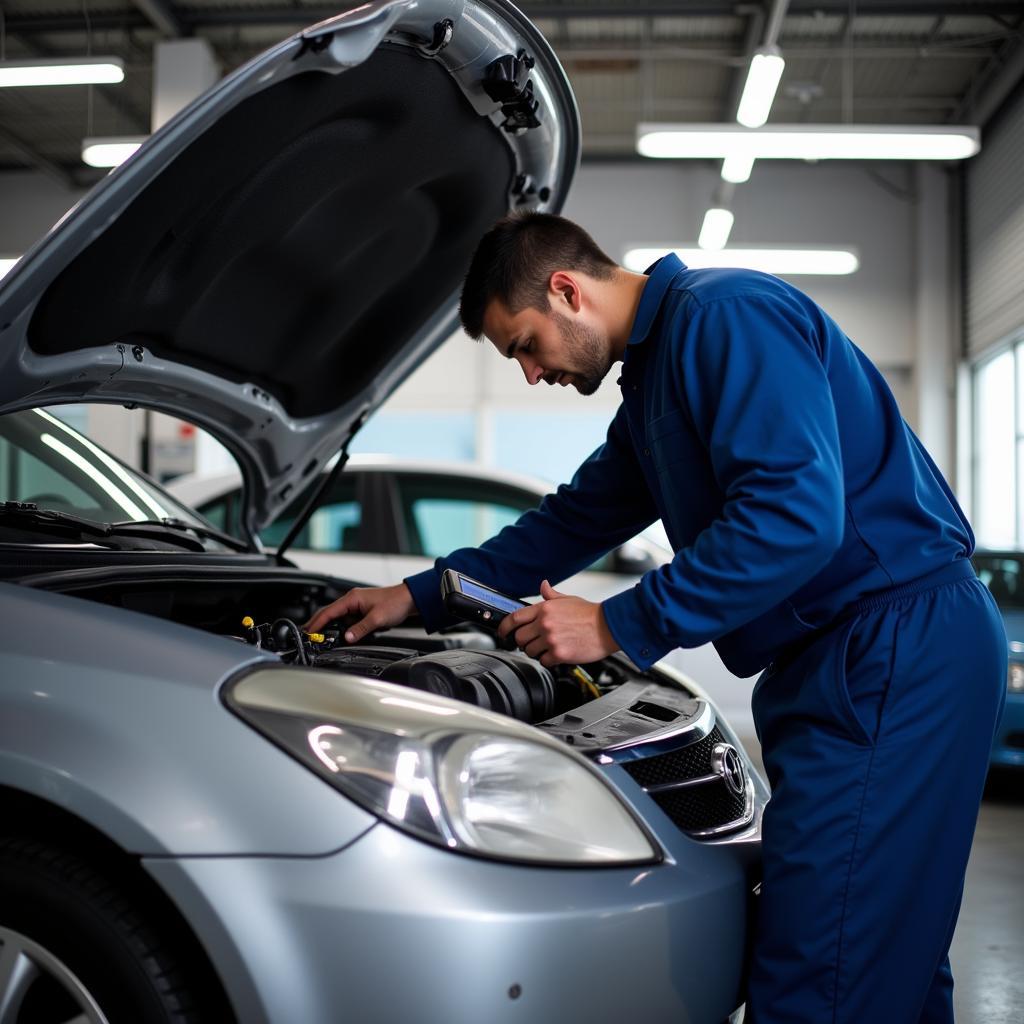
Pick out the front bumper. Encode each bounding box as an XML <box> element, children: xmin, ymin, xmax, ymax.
<box><xmin>991</xmin><ymin>689</ymin><xmax>1024</xmax><ymax>769</ymax></box>
<box><xmin>145</xmin><ymin>812</ymin><xmax>755</xmax><ymax>1024</ymax></box>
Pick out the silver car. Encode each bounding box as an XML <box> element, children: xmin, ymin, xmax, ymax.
<box><xmin>0</xmin><ymin>2</ymin><xmax>766</xmax><ymax>1022</ymax></box>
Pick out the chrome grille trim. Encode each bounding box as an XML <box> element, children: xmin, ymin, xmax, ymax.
<box><xmin>615</xmin><ymin>712</ymin><xmax>756</xmax><ymax>839</ymax></box>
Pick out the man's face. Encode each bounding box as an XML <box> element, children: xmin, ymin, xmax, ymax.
<box><xmin>482</xmin><ymin>297</ymin><xmax>612</xmax><ymax>397</ymax></box>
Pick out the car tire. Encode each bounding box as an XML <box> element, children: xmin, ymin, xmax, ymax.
<box><xmin>0</xmin><ymin>837</ymin><xmax>217</xmax><ymax>1024</ymax></box>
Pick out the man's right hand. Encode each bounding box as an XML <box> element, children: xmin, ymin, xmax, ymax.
<box><xmin>304</xmin><ymin>582</ymin><xmax>415</xmax><ymax>644</ymax></box>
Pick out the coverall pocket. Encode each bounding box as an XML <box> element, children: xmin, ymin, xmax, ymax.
<box><xmin>832</xmin><ymin>614</ymin><xmax>875</xmax><ymax>747</ymax></box>
<box><xmin>751</xmin><ymin>615</ymin><xmax>873</xmax><ymax>754</ymax></box>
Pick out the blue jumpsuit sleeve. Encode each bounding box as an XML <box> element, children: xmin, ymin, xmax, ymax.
<box><xmin>602</xmin><ymin>295</ymin><xmax>845</xmax><ymax>669</ymax></box>
<box><xmin>405</xmin><ymin>402</ymin><xmax>660</xmax><ymax>631</ymax></box>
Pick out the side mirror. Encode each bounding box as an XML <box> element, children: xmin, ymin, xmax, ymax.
<box><xmin>613</xmin><ymin>541</ymin><xmax>657</xmax><ymax>575</ymax></box>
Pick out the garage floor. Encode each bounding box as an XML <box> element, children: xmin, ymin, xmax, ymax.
<box><xmin>737</xmin><ymin>737</ymin><xmax>1024</xmax><ymax>1022</ymax></box>
<box><xmin>951</xmin><ymin>772</ymin><xmax>1024</xmax><ymax>1023</ymax></box>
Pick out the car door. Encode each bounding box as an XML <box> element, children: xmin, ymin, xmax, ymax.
<box><xmin>386</xmin><ymin>471</ymin><xmax>658</xmax><ymax>602</ymax></box>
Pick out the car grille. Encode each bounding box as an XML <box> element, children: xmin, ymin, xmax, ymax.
<box><xmin>621</xmin><ymin>725</ymin><xmax>751</xmax><ymax>838</ymax></box>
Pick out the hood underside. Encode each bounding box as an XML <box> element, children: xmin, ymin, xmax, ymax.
<box><xmin>0</xmin><ymin>0</ymin><xmax>579</xmax><ymax>536</ymax></box>
<box><xmin>31</xmin><ymin>48</ymin><xmax>513</xmax><ymax>422</ymax></box>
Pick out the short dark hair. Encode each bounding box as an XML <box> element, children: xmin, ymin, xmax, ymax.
<box><xmin>459</xmin><ymin>212</ymin><xmax>617</xmax><ymax>339</ymax></box>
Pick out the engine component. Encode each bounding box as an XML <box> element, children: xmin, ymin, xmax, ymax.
<box><xmin>314</xmin><ymin>646</ymin><xmax>555</xmax><ymax>723</ymax></box>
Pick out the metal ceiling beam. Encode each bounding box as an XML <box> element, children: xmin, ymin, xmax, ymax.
<box><xmin>559</xmin><ymin>44</ymin><xmax>996</xmax><ymax>62</ymax></box>
<box><xmin>131</xmin><ymin>0</ymin><xmax>185</xmax><ymax>38</ymax></box>
<box><xmin>951</xmin><ymin>20</ymin><xmax>1024</xmax><ymax>124</ymax></box>
<box><xmin>524</xmin><ymin>2</ymin><xmax>1024</xmax><ymax>16</ymax></box>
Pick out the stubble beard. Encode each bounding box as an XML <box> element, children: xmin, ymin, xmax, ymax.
<box><xmin>551</xmin><ymin>312</ymin><xmax>611</xmax><ymax>396</ymax></box>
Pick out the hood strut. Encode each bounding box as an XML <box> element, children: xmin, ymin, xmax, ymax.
<box><xmin>274</xmin><ymin>410</ymin><xmax>367</xmax><ymax>564</ymax></box>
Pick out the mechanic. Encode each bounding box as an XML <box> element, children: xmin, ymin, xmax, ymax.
<box><xmin>307</xmin><ymin>212</ymin><xmax>1006</xmax><ymax>1024</ymax></box>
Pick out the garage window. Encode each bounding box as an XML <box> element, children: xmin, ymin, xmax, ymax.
<box><xmin>972</xmin><ymin>340</ymin><xmax>1024</xmax><ymax>548</ymax></box>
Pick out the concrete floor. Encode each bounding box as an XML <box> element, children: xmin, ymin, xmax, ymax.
<box><xmin>737</xmin><ymin>738</ymin><xmax>1024</xmax><ymax>1022</ymax></box>
<box><xmin>951</xmin><ymin>771</ymin><xmax>1024</xmax><ymax>1023</ymax></box>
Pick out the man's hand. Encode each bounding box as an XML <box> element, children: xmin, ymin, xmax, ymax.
<box><xmin>498</xmin><ymin>580</ymin><xmax>620</xmax><ymax>667</ymax></box>
<box><xmin>304</xmin><ymin>582</ymin><xmax>415</xmax><ymax>643</ymax></box>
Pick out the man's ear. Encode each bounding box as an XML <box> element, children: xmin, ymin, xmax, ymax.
<box><xmin>549</xmin><ymin>271</ymin><xmax>581</xmax><ymax>313</ymax></box>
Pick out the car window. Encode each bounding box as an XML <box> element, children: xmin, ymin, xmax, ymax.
<box><xmin>394</xmin><ymin>475</ymin><xmax>532</xmax><ymax>559</ymax></box>
<box><xmin>0</xmin><ymin>408</ymin><xmax>208</xmax><ymax>528</ymax></box>
<box><xmin>973</xmin><ymin>554</ymin><xmax>1024</xmax><ymax>608</ymax></box>
<box><xmin>260</xmin><ymin>476</ymin><xmax>363</xmax><ymax>552</ymax></box>
<box><xmin>198</xmin><ymin>494</ymin><xmax>233</xmax><ymax>533</ymax></box>
<box><xmin>198</xmin><ymin>476</ymin><xmax>368</xmax><ymax>552</ymax></box>
<box><xmin>393</xmin><ymin>473</ymin><xmax>648</xmax><ymax>572</ymax></box>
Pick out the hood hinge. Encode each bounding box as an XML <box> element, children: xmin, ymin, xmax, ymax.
<box><xmin>483</xmin><ymin>50</ymin><xmax>541</xmax><ymax>133</ymax></box>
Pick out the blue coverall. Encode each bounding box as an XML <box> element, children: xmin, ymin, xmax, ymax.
<box><xmin>406</xmin><ymin>253</ymin><xmax>1007</xmax><ymax>1023</ymax></box>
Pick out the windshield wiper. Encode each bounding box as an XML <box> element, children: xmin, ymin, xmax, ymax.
<box><xmin>120</xmin><ymin>517</ymin><xmax>251</xmax><ymax>552</ymax></box>
<box><xmin>0</xmin><ymin>501</ymin><xmax>206</xmax><ymax>552</ymax></box>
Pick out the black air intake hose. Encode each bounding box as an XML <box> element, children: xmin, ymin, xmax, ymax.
<box><xmin>385</xmin><ymin>649</ymin><xmax>555</xmax><ymax>723</ymax></box>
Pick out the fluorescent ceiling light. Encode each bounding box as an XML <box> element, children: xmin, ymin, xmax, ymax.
<box><xmin>82</xmin><ymin>136</ymin><xmax>147</xmax><ymax>168</ymax></box>
<box><xmin>736</xmin><ymin>47</ymin><xmax>785</xmax><ymax>129</ymax></box>
<box><xmin>637</xmin><ymin>124</ymin><xmax>980</xmax><ymax>161</ymax></box>
<box><xmin>0</xmin><ymin>57</ymin><xmax>124</xmax><ymax>87</ymax></box>
<box><xmin>624</xmin><ymin>247</ymin><xmax>860</xmax><ymax>276</ymax></box>
<box><xmin>721</xmin><ymin>152</ymin><xmax>755</xmax><ymax>183</ymax></box>
<box><xmin>698</xmin><ymin>209</ymin><xmax>734</xmax><ymax>251</ymax></box>
<box><xmin>0</xmin><ymin>258</ymin><xmax>18</xmax><ymax>280</ymax></box>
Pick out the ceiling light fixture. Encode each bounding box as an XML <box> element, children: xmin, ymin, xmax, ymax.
<box><xmin>698</xmin><ymin>209</ymin><xmax>735</xmax><ymax>251</ymax></box>
<box><xmin>0</xmin><ymin>57</ymin><xmax>124</xmax><ymax>88</ymax></box>
<box><xmin>624</xmin><ymin>247</ymin><xmax>860</xmax><ymax>277</ymax></box>
<box><xmin>638</xmin><ymin>124</ymin><xmax>980</xmax><ymax>162</ymax></box>
<box><xmin>81</xmin><ymin>136</ymin><xmax>147</xmax><ymax>168</ymax></box>
<box><xmin>721</xmin><ymin>152</ymin><xmax>755</xmax><ymax>183</ymax></box>
<box><xmin>736</xmin><ymin>46</ymin><xmax>785</xmax><ymax>129</ymax></box>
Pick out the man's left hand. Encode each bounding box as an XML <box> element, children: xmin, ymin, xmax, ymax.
<box><xmin>498</xmin><ymin>580</ymin><xmax>620</xmax><ymax>667</ymax></box>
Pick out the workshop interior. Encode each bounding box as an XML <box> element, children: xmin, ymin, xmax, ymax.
<box><xmin>0</xmin><ymin>1</ymin><xmax>1021</xmax><ymax>1022</ymax></box>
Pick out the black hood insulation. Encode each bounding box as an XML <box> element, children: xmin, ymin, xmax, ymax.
<box><xmin>29</xmin><ymin>44</ymin><xmax>514</xmax><ymax>419</ymax></box>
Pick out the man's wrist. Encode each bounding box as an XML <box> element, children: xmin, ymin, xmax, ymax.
<box><xmin>596</xmin><ymin>604</ymin><xmax>621</xmax><ymax>657</ymax></box>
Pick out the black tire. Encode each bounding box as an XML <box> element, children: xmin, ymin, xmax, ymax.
<box><xmin>0</xmin><ymin>837</ymin><xmax>221</xmax><ymax>1024</ymax></box>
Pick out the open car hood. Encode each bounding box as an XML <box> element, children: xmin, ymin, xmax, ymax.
<box><xmin>0</xmin><ymin>0</ymin><xmax>579</xmax><ymax>537</ymax></box>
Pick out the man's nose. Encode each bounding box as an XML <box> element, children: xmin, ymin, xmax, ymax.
<box><xmin>519</xmin><ymin>357</ymin><xmax>544</xmax><ymax>386</ymax></box>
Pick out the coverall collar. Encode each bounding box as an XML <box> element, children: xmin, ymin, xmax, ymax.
<box><xmin>625</xmin><ymin>251</ymin><xmax>686</xmax><ymax>348</ymax></box>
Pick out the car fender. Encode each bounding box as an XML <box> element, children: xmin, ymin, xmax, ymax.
<box><xmin>0</xmin><ymin>582</ymin><xmax>377</xmax><ymax>856</ymax></box>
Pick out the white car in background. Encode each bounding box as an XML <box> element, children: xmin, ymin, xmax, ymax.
<box><xmin>168</xmin><ymin>455</ymin><xmax>674</xmax><ymax>601</ymax></box>
<box><xmin>170</xmin><ymin>457</ymin><xmax>757</xmax><ymax>733</ymax></box>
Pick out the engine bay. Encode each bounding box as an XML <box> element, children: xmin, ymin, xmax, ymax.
<box><xmin>15</xmin><ymin>564</ymin><xmax>706</xmax><ymax>754</ymax></box>
<box><xmin>13</xmin><ymin>563</ymin><xmax>757</xmax><ymax>838</ymax></box>
<box><xmin>231</xmin><ymin>612</ymin><xmax>705</xmax><ymax>751</ymax></box>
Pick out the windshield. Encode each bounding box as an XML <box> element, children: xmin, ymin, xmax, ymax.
<box><xmin>0</xmin><ymin>408</ymin><xmax>216</xmax><ymax>536</ymax></box>
<box><xmin>972</xmin><ymin>553</ymin><xmax>1024</xmax><ymax>610</ymax></box>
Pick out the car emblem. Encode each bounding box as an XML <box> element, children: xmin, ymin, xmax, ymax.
<box><xmin>711</xmin><ymin>743</ymin><xmax>746</xmax><ymax>797</ymax></box>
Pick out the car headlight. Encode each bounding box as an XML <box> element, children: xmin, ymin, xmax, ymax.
<box><xmin>226</xmin><ymin>667</ymin><xmax>659</xmax><ymax>866</ymax></box>
<box><xmin>1009</xmin><ymin>662</ymin><xmax>1024</xmax><ymax>693</ymax></box>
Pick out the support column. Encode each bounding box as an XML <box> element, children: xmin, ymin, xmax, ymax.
<box><xmin>912</xmin><ymin>163</ymin><xmax>957</xmax><ymax>482</ymax></box>
<box><xmin>152</xmin><ymin>38</ymin><xmax>219</xmax><ymax>131</ymax></box>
